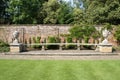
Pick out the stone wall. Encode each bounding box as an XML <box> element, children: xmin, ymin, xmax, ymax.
<box><xmin>0</xmin><ymin>25</ymin><xmax>117</xmax><ymax>46</ymax></box>
<box><xmin>0</xmin><ymin>25</ymin><xmax>70</xmax><ymax>43</ymax></box>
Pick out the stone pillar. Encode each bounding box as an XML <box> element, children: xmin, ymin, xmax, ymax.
<box><xmin>99</xmin><ymin>29</ymin><xmax>112</xmax><ymax>53</ymax></box>
<box><xmin>10</xmin><ymin>43</ymin><xmax>23</xmax><ymax>53</ymax></box>
<box><xmin>10</xmin><ymin>31</ymin><xmax>26</xmax><ymax>53</ymax></box>
<box><xmin>99</xmin><ymin>44</ymin><xmax>112</xmax><ymax>53</ymax></box>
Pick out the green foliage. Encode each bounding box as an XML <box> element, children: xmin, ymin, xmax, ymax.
<box><xmin>42</xmin><ymin>0</ymin><xmax>60</xmax><ymax>24</ymax></box>
<box><xmin>42</xmin><ymin>0</ymin><xmax>73</xmax><ymax>24</ymax></box>
<box><xmin>2</xmin><ymin>0</ymin><xmax>120</xmax><ymax>25</ymax></box>
<box><xmin>57</xmin><ymin>2</ymin><xmax>73</xmax><ymax>24</ymax></box>
<box><xmin>69</xmin><ymin>24</ymin><xmax>96</xmax><ymax>41</ymax></box>
<box><xmin>66</xmin><ymin>36</ymin><xmax>76</xmax><ymax>49</ymax></box>
<box><xmin>47</xmin><ymin>36</ymin><xmax>60</xmax><ymax>43</ymax></box>
<box><xmin>114</xmin><ymin>25</ymin><xmax>120</xmax><ymax>44</ymax></box>
<box><xmin>6</xmin><ymin>0</ymin><xmax>46</xmax><ymax>24</ymax></box>
<box><xmin>66</xmin><ymin>36</ymin><xmax>73</xmax><ymax>43</ymax></box>
<box><xmin>69</xmin><ymin>24</ymin><xmax>84</xmax><ymax>39</ymax></box>
<box><xmin>83</xmin><ymin>24</ymin><xmax>96</xmax><ymax>39</ymax></box>
<box><xmin>0</xmin><ymin>40</ymin><xmax>10</xmax><ymax>52</ymax></box>
<box><xmin>83</xmin><ymin>0</ymin><xmax>120</xmax><ymax>24</ymax></box>
<box><xmin>47</xmin><ymin>36</ymin><xmax>60</xmax><ymax>49</ymax></box>
<box><xmin>36</xmin><ymin>37</ymin><xmax>41</xmax><ymax>48</ymax></box>
<box><xmin>32</xmin><ymin>37</ymin><xmax>41</xmax><ymax>49</ymax></box>
<box><xmin>0</xmin><ymin>0</ymin><xmax>9</xmax><ymax>24</ymax></box>
<box><xmin>72</xmin><ymin>8</ymin><xmax>84</xmax><ymax>24</ymax></box>
<box><xmin>101</xmin><ymin>23</ymin><xmax>113</xmax><ymax>31</ymax></box>
<box><xmin>92</xmin><ymin>31</ymin><xmax>101</xmax><ymax>39</ymax></box>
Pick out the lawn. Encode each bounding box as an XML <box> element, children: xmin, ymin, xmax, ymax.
<box><xmin>0</xmin><ymin>60</ymin><xmax>120</xmax><ymax>80</ymax></box>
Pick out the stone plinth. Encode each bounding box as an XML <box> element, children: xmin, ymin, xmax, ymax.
<box><xmin>10</xmin><ymin>43</ymin><xmax>23</xmax><ymax>53</ymax></box>
<box><xmin>99</xmin><ymin>44</ymin><xmax>112</xmax><ymax>53</ymax></box>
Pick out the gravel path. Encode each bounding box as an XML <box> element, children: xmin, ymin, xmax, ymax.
<box><xmin>0</xmin><ymin>50</ymin><xmax>120</xmax><ymax>60</ymax></box>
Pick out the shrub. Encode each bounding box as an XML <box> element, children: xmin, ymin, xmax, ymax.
<box><xmin>36</xmin><ymin>37</ymin><xmax>41</xmax><ymax>48</ymax></box>
<box><xmin>69</xmin><ymin>24</ymin><xmax>96</xmax><ymax>41</ymax></box>
<box><xmin>0</xmin><ymin>40</ymin><xmax>10</xmax><ymax>52</ymax></box>
<box><xmin>66</xmin><ymin>36</ymin><xmax>76</xmax><ymax>49</ymax></box>
<box><xmin>47</xmin><ymin>36</ymin><xmax>60</xmax><ymax>49</ymax></box>
<box><xmin>32</xmin><ymin>36</ymin><xmax>41</xmax><ymax>49</ymax></box>
<box><xmin>114</xmin><ymin>25</ymin><xmax>120</xmax><ymax>45</ymax></box>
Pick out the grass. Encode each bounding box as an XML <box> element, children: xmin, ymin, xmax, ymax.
<box><xmin>0</xmin><ymin>60</ymin><xmax>120</xmax><ymax>80</ymax></box>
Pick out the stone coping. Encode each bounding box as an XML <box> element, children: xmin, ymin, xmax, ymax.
<box><xmin>23</xmin><ymin>43</ymin><xmax>112</xmax><ymax>46</ymax></box>
<box><xmin>10</xmin><ymin>43</ymin><xmax>23</xmax><ymax>46</ymax></box>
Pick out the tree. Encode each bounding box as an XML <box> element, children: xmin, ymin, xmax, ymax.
<box><xmin>57</xmin><ymin>1</ymin><xmax>73</xmax><ymax>24</ymax></box>
<box><xmin>0</xmin><ymin>0</ymin><xmax>9</xmax><ymax>24</ymax></box>
<box><xmin>6</xmin><ymin>0</ymin><xmax>47</xmax><ymax>24</ymax></box>
<box><xmin>72</xmin><ymin>8</ymin><xmax>84</xmax><ymax>24</ymax></box>
<box><xmin>83</xmin><ymin>0</ymin><xmax>120</xmax><ymax>25</ymax></box>
<box><xmin>42</xmin><ymin>0</ymin><xmax>60</xmax><ymax>24</ymax></box>
<box><xmin>41</xmin><ymin>0</ymin><xmax>73</xmax><ymax>24</ymax></box>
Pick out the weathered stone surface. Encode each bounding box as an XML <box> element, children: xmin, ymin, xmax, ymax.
<box><xmin>0</xmin><ymin>25</ymin><xmax>70</xmax><ymax>43</ymax></box>
<box><xmin>10</xmin><ymin>43</ymin><xmax>23</xmax><ymax>53</ymax></box>
<box><xmin>0</xmin><ymin>25</ymin><xmax>117</xmax><ymax>46</ymax></box>
<box><xmin>10</xmin><ymin>46</ymin><xmax>21</xmax><ymax>53</ymax></box>
<box><xmin>99</xmin><ymin>46</ymin><xmax>112</xmax><ymax>53</ymax></box>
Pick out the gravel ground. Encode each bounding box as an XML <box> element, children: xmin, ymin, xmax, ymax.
<box><xmin>0</xmin><ymin>50</ymin><xmax>120</xmax><ymax>60</ymax></box>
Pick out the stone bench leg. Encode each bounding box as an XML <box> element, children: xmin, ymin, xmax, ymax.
<box><xmin>77</xmin><ymin>45</ymin><xmax>81</xmax><ymax>50</ymax></box>
<box><xmin>59</xmin><ymin>44</ymin><xmax>63</xmax><ymax>50</ymax></box>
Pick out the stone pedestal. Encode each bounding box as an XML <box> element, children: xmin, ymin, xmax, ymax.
<box><xmin>10</xmin><ymin>43</ymin><xmax>23</xmax><ymax>53</ymax></box>
<box><xmin>99</xmin><ymin>45</ymin><xmax>112</xmax><ymax>53</ymax></box>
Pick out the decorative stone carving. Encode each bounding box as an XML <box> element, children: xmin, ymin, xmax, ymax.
<box><xmin>99</xmin><ymin>29</ymin><xmax>112</xmax><ymax>53</ymax></box>
<box><xmin>10</xmin><ymin>30</ymin><xmax>26</xmax><ymax>53</ymax></box>
<box><xmin>13</xmin><ymin>30</ymin><xmax>19</xmax><ymax>43</ymax></box>
<box><xmin>101</xmin><ymin>29</ymin><xmax>110</xmax><ymax>44</ymax></box>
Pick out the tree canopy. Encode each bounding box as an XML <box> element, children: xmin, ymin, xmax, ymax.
<box><xmin>83</xmin><ymin>0</ymin><xmax>120</xmax><ymax>24</ymax></box>
<box><xmin>0</xmin><ymin>0</ymin><xmax>120</xmax><ymax>25</ymax></box>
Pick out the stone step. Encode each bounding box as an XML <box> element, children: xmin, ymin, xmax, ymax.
<box><xmin>5</xmin><ymin>50</ymin><xmax>118</xmax><ymax>56</ymax></box>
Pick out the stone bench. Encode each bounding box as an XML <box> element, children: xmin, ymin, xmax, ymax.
<box><xmin>10</xmin><ymin>43</ymin><xmax>112</xmax><ymax>53</ymax></box>
<box><xmin>26</xmin><ymin>43</ymin><xmax>112</xmax><ymax>53</ymax></box>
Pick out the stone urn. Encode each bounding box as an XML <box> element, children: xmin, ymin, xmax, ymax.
<box><xmin>98</xmin><ymin>29</ymin><xmax>112</xmax><ymax>53</ymax></box>
<box><xmin>101</xmin><ymin>29</ymin><xmax>110</xmax><ymax>44</ymax></box>
<box><xmin>12</xmin><ymin>30</ymin><xmax>19</xmax><ymax>43</ymax></box>
<box><xmin>10</xmin><ymin>30</ymin><xmax>25</xmax><ymax>53</ymax></box>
